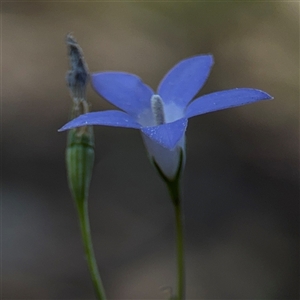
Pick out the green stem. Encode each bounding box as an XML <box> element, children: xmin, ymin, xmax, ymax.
<box><xmin>164</xmin><ymin>177</ymin><xmax>185</xmax><ymax>300</ymax></box>
<box><xmin>174</xmin><ymin>201</ymin><xmax>185</xmax><ymax>300</ymax></box>
<box><xmin>167</xmin><ymin>183</ymin><xmax>185</xmax><ymax>300</ymax></box>
<box><xmin>77</xmin><ymin>201</ymin><xmax>106</xmax><ymax>300</ymax></box>
<box><xmin>152</xmin><ymin>150</ymin><xmax>185</xmax><ymax>299</ymax></box>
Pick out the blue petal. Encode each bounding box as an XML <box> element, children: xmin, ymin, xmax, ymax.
<box><xmin>92</xmin><ymin>72</ymin><xmax>154</xmax><ymax>118</ymax></box>
<box><xmin>186</xmin><ymin>88</ymin><xmax>273</xmax><ymax>118</ymax></box>
<box><xmin>158</xmin><ymin>55</ymin><xmax>214</xmax><ymax>108</ymax></box>
<box><xmin>141</xmin><ymin>118</ymin><xmax>188</xmax><ymax>150</ymax></box>
<box><xmin>58</xmin><ymin>110</ymin><xmax>141</xmax><ymax>131</ymax></box>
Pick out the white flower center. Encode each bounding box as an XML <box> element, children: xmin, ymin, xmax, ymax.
<box><xmin>151</xmin><ymin>94</ymin><xmax>165</xmax><ymax>125</ymax></box>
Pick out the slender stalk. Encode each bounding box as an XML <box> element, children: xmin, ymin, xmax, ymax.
<box><xmin>76</xmin><ymin>200</ymin><xmax>106</xmax><ymax>300</ymax></box>
<box><xmin>166</xmin><ymin>182</ymin><xmax>185</xmax><ymax>300</ymax></box>
<box><xmin>174</xmin><ymin>201</ymin><xmax>185</xmax><ymax>300</ymax></box>
<box><xmin>153</xmin><ymin>150</ymin><xmax>185</xmax><ymax>299</ymax></box>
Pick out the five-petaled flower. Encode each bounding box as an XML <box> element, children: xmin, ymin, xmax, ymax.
<box><xmin>59</xmin><ymin>55</ymin><xmax>272</xmax><ymax>179</ymax></box>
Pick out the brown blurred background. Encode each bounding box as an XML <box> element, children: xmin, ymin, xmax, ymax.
<box><xmin>2</xmin><ymin>2</ymin><xmax>299</xmax><ymax>299</ymax></box>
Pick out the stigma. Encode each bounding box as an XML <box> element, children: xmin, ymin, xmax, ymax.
<box><xmin>151</xmin><ymin>94</ymin><xmax>165</xmax><ymax>125</ymax></box>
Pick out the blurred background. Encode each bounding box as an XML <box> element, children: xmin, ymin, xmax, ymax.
<box><xmin>2</xmin><ymin>1</ymin><xmax>299</xmax><ymax>299</ymax></box>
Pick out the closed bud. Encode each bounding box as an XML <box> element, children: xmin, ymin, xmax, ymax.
<box><xmin>66</xmin><ymin>125</ymin><xmax>95</xmax><ymax>205</ymax></box>
<box><xmin>65</xmin><ymin>33</ymin><xmax>95</xmax><ymax>205</ymax></box>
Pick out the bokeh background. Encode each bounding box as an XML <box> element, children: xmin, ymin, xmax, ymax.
<box><xmin>2</xmin><ymin>1</ymin><xmax>299</xmax><ymax>299</ymax></box>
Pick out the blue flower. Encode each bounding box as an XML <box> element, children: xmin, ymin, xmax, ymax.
<box><xmin>59</xmin><ymin>55</ymin><xmax>272</xmax><ymax>179</ymax></box>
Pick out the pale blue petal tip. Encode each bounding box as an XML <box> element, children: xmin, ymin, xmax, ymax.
<box><xmin>186</xmin><ymin>88</ymin><xmax>273</xmax><ymax>118</ymax></box>
<box><xmin>59</xmin><ymin>111</ymin><xmax>141</xmax><ymax>132</ymax></box>
<box><xmin>91</xmin><ymin>72</ymin><xmax>154</xmax><ymax>116</ymax></box>
<box><xmin>158</xmin><ymin>54</ymin><xmax>215</xmax><ymax>108</ymax></box>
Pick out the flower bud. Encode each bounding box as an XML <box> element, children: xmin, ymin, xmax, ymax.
<box><xmin>66</xmin><ymin>126</ymin><xmax>95</xmax><ymax>205</ymax></box>
<box><xmin>65</xmin><ymin>33</ymin><xmax>94</xmax><ymax>204</ymax></box>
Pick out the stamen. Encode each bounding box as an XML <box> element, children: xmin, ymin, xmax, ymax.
<box><xmin>151</xmin><ymin>95</ymin><xmax>165</xmax><ymax>125</ymax></box>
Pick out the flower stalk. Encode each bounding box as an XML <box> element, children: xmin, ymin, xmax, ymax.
<box><xmin>154</xmin><ymin>150</ymin><xmax>185</xmax><ymax>300</ymax></box>
<box><xmin>174</xmin><ymin>200</ymin><xmax>185</xmax><ymax>300</ymax></box>
<box><xmin>66</xmin><ymin>126</ymin><xmax>106</xmax><ymax>300</ymax></box>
